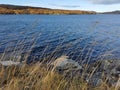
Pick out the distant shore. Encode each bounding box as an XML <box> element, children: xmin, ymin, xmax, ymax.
<box><xmin>0</xmin><ymin>4</ymin><xmax>96</xmax><ymax>15</ymax></box>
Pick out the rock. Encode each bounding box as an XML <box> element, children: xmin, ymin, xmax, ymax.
<box><xmin>115</xmin><ymin>79</ymin><xmax>120</xmax><ymax>89</ymax></box>
<box><xmin>51</xmin><ymin>56</ymin><xmax>83</xmax><ymax>75</ymax></box>
<box><xmin>87</xmin><ymin>60</ymin><xmax>120</xmax><ymax>87</ymax></box>
<box><xmin>0</xmin><ymin>61</ymin><xmax>21</xmax><ymax>66</ymax></box>
<box><xmin>100</xmin><ymin>60</ymin><xmax>120</xmax><ymax>79</ymax></box>
<box><xmin>88</xmin><ymin>78</ymin><xmax>103</xmax><ymax>86</ymax></box>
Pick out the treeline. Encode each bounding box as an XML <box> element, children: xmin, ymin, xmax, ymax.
<box><xmin>0</xmin><ymin>4</ymin><xmax>96</xmax><ymax>15</ymax></box>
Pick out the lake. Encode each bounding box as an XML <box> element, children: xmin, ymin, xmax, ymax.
<box><xmin>0</xmin><ymin>15</ymin><xmax>120</xmax><ymax>63</ymax></box>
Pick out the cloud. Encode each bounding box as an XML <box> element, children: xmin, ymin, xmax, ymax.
<box><xmin>49</xmin><ymin>4</ymin><xmax>80</xmax><ymax>8</ymax></box>
<box><xmin>89</xmin><ymin>0</ymin><xmax>120</xmax><ymax>4</ymax></box>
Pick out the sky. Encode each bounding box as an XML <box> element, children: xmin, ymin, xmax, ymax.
<box><xmin>0</xmin><ymin>0</ymin><xmax>120</xmax><ymax>12</ymax></box>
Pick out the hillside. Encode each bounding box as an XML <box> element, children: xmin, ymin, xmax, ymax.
<box><xmin>102</xmin><ymin>10</ymin><xmax>120</xmax><ymax>14</ymax></box>
<box><xmin>0</xmin><ymin>4</ymin><xmax>96</xmax><ymax>14</ymax></box>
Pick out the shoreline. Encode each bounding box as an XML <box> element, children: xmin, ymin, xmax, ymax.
<box><xmin>0</xmin><ymin>56</ymin><xmax>120</xmax><ymax>89</ymax></box>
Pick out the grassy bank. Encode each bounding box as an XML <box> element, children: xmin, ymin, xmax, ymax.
<box><xmin>0</xmin><ymin>61</ymin><xmax>118</xmax><ymax>90</ymax></box>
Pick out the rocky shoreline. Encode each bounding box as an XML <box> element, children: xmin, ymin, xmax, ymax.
<box><xmin>0</xmin><ymin>56</ymin><xmax>120</xmax><ymax>88</ymax></box>
<box><xmin>51</xmin><ymin>56</ymin><xmax>120</xmax><ymax>87</ymax></box>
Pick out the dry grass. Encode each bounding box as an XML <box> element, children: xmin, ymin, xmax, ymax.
<box><xmin>0</xmin><ymin>62</ymin><xmax>118</xmax><ymax>90</ymax></box>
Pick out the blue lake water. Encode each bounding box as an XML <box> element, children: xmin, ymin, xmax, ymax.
<box><xmin>0</xmin><ymin>15</ymin><xmax>120</xmax><ymax>63</ymax></box>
